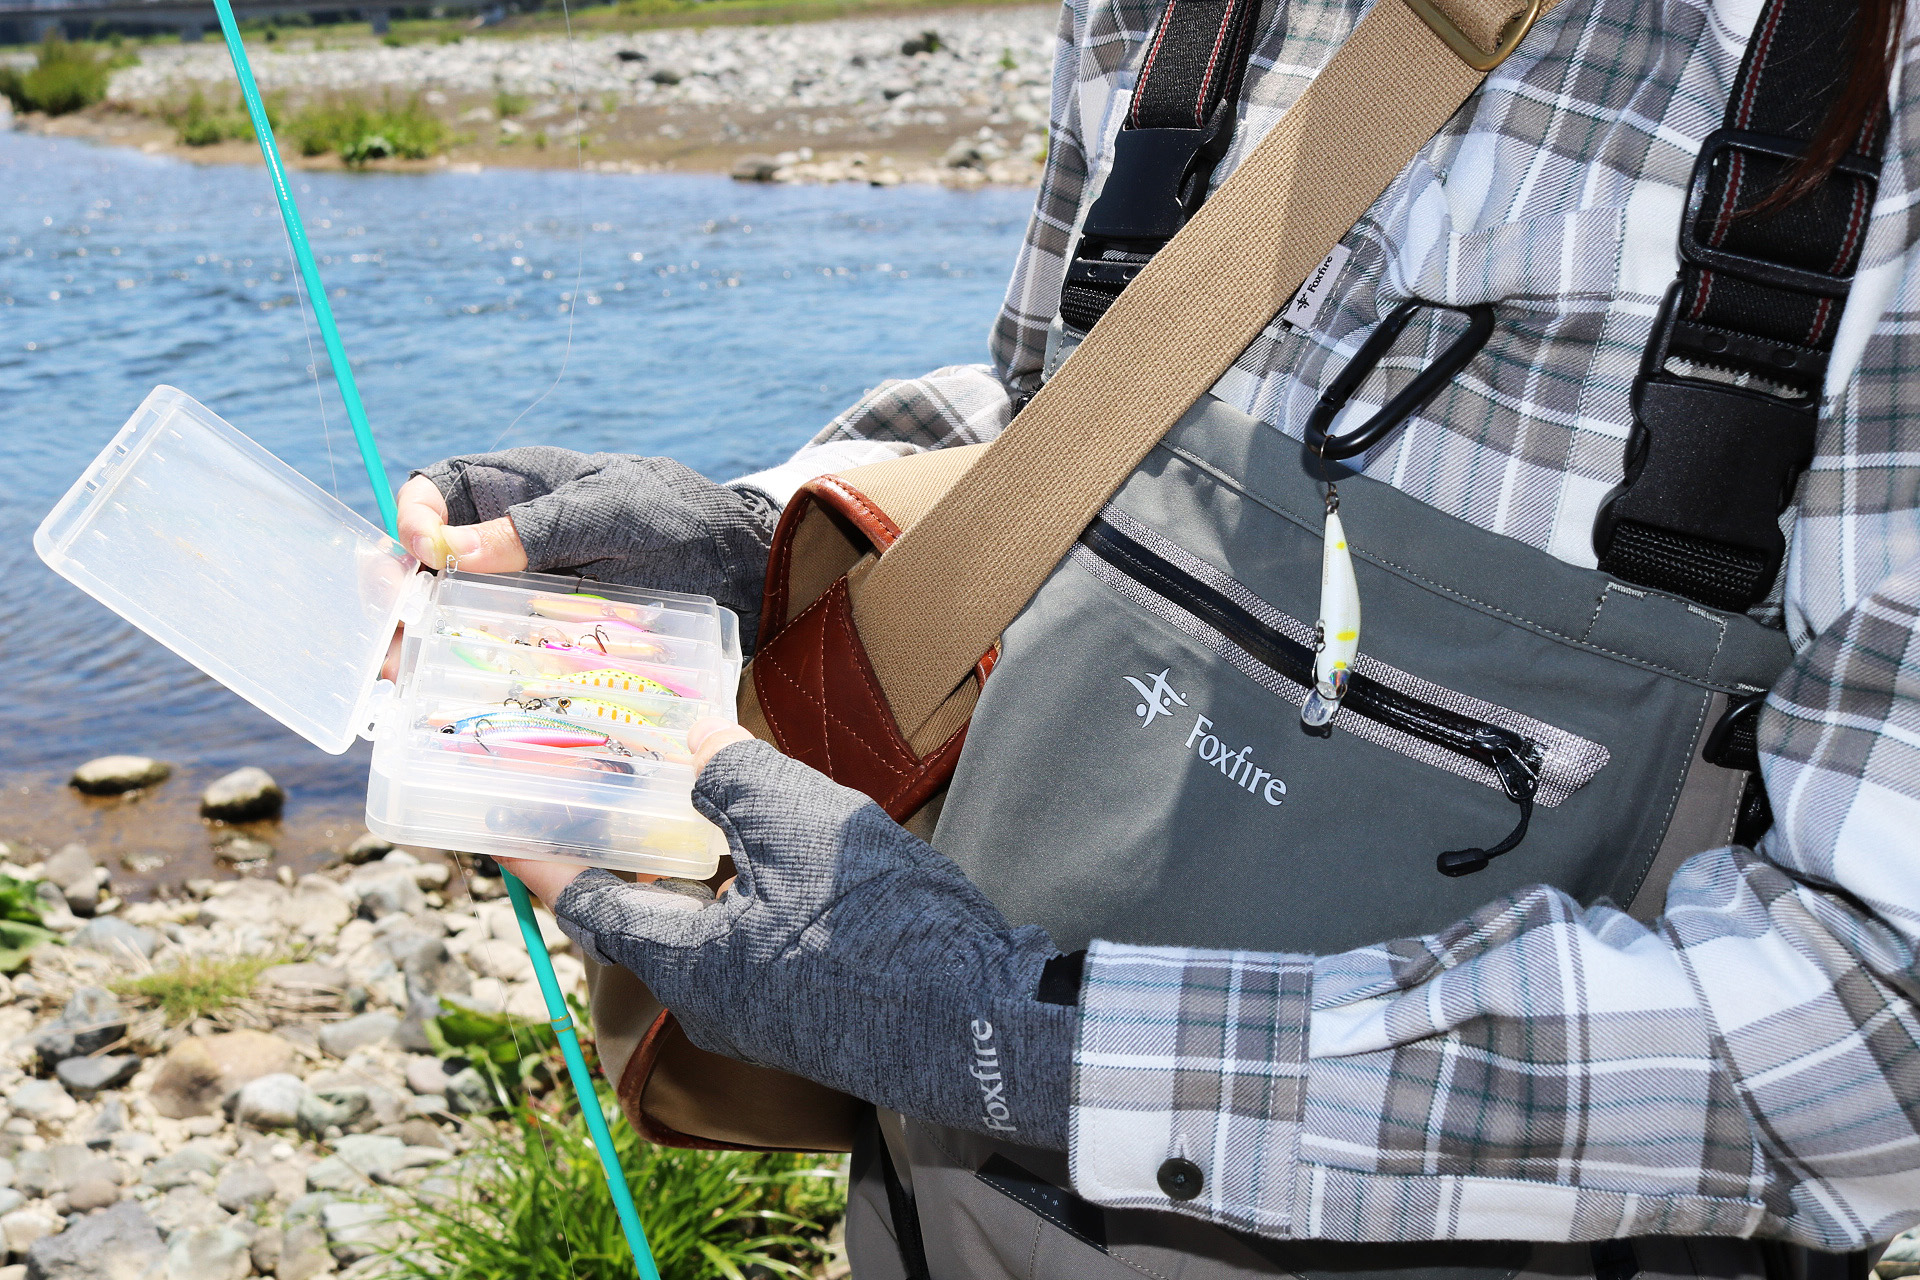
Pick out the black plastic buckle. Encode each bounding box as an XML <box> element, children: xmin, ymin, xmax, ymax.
<box><xmin>1591</xmin><ymin>286</ymin><xmax>1818</xmax><ymax>607</ymax></box>
<box><xmin>1704</xmin><ymin>691</ymin><xmax>1767</xmax><ymax>771</ymax></box>
<box><xmin>1682</xmin><ymin>129</ymin><xmax>1880</xmax><ymax>297</ymax></box>
<box><xmin>1302</xmin><ymin>301</ymin><xmax>1495</xmax><ymax>461</ymax></box>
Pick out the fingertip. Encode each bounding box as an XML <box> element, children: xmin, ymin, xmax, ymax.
<box><xmin>689</xmin><ymin>720</ymin><xmax>753</xmax><ymax>770</ymax></box>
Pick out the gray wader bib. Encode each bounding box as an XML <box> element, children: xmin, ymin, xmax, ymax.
<box><xmin>845</xmin><ymin>395</ymin><xmax>1802</xmax><ymax>1280</ymax></box>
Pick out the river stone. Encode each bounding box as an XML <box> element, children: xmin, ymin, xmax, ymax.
<box><xmin>287</xmin><ymin>878</ymin><xmax>352</xmax><ymax>937</ymax></box>
<box><xmin>341</xmin><ymin>834</ymin><xmax>392</xmax><ymax>865</ymax></box>
<box><xmin>149</xmin><ymin>1032</ymin><xmax>296</xmax><ymax>1118</ymax></box>
<box><xmin>82</xmin><ymin>1099</ymin><xmax>126</xmax><ymax>1150</ymax></box>
<box><xmin>68</xmin><ymin>757</ymin><xmax>171</xmax><ymax>797</ymax></box>
<box><xmin>403</xmin><ymin>1057</ymin><xmax>451</xmax><ymax>1097</ymax></box>
<box><xmin>0</xmin><ymin>1189</ymin><xmax>22</xmax><ymax>1217</ymax></box>
<box><xmin>317</xmin><ymin>1013</ymin><xmax>397</xmax><ymax>1059</ymax></box>
<box><xmin>347</xmin><ymin>868</ymin><xmax>423</xmax><ymax>920</ymax></box>
<box><xmin>300</xmin><ymin>1157</ymin><xmax>367</xmax><ymax>1194</ymax></box>
<box><xmin>443</xmin><ymin>1067</ymin><xmax>494</xmax><ymax>1115</ymax></box>
<box><xmin>64</xmin><ymin>1177</ymin><xmax>118</xmax><ymax>1213</ymax></box>
<box><xmin>195</xmin><ymin>878</ymin><xmax>288</xmax><ymax>929</ymax></box>
<box><xmin>297</xmin><ymin>1088</ymin><xmax>369</xmax><ymax>1136</ymax></box>
<box><xmin>248</xmin><ymin>1227</ymin><xmax>281</xmax><ymax>1276</ymax></box>
<box><xmin>54</xmin><ymin>1056</ymin><xmax>138</xmax><ymax>1099</ymax></box>
<box><xmin>69</xmin><ymin>918</ymin><xmax>159</xmax><ymax>963</ymax></box>
<box><xmin>141</xmin><ymin>1146</ymin><xmax>222</xmax><ymax>1191</ymax></box>
<box><xmin>40</xmin><ymin>845</ymin><xmax>96</xmax><ymax>889</ymax></box>
<box><xmin>198</xmin><ymin>768</ymin><xmax>283</xmax><ymax>822</ymax></box>
<box><xmin>36</xmin><ymin>988</ymin><xmax>127</xmax><ymax>1069</ymax></box>
<box><xmin>9</xmin><ymin>1081</ymin><xmax>78</xmax><ymax>1125</ymax></box>
<box><xmin>1</xmin><ymin>1207</ymin><xmax>59</xmax><ymax>1254</ymax></box>
<box><xmin>328</xmin><ymin>1135</ymin><xmax>406</xmax><ymax>1183</ymax></box>
<box><xmin>278</xmin><ymin>1217</ymin><xmax>331</xmax><ymax>1280</ymax></box>
<box><xmin>212</xmin><ymin>1161</ymin><xmax>274</xmax><ymax>1213</ymax></box>
<box><xmin>166</xmin><ymin>1224</ymin><xmax>250</xmax><ymax>1280</ymax></box>
<box><xmin>259</xmin><ymin>963</ymin><xmax>346</xmax><ymax>996</ymax></box>
<box><xmin>22</xmin><ymin>1200</ymin><xmax>162</xmax><ymax>1280</ymax></box>
<box><xmin>320</xmin><ymin>1201</ymin><xmax>394</xmax><ymax>1263</ymax></box>
<box><xmin>230</xmin><ymin>1074</ymin><xmax>307</xmax><ymax>1130</ymax></box>
<box><xmin>211</xmin><ymin>835</ymin><xmax>272</xmax><ymax>865</ymax></box>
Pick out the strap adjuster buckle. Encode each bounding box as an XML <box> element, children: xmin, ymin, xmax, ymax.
<box><xmin>1681</xmin><ymin>129</ymin><xmax>1880</xmax><ymax>297</ymax></box>
<box><xmin>1404</xmin><ymin>0</ymin><xmax>1544</xmax><ymax>72</ymax></box>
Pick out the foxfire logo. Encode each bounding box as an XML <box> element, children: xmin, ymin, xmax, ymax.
<box><xmin>1125</xmin><ymin>668</ymin><xmax>1188</xmax><ymax>727</ymax></box>
<box><xmin>1126</xmin><ymin>670</ymin><xmax>1287</xmax><ymax>806</ymax></box>
<box><xmin>972</xmin><ymin>1019</ymin><xmax>1017</xmax><ymax>1133</ymax></box>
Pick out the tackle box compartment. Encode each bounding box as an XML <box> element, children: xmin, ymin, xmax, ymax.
<box><xmin>33</xmin><ymin>385</ymin><xmax>738</xmax><ymax>878</ymax></box>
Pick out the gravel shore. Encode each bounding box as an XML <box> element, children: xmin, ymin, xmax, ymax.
<box><xmin>41</xmin><ymin>7</ymin><xmax>1059</xmax><ymax>186</ymax></box>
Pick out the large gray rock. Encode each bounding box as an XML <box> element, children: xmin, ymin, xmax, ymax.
<box><xmin>55</xmin><ymin>1056</ymin><xmax>138</xmax><ymax>1099</ymax></box>
<box><xmin>9</xmin><ymin>1080</ymin><xmax>78</xmax><ymax>1125</ymax></box>
<box><xmin>23</xmin><ymin>1200</ymin><xmax>164</xmax><ymax>1280</ymax></box>
<box><xmin>327</xmin><ymin>1135</ymin><xmax>406</xmax><ymax>1184</ymax></box>
<box><xmin>212</xmin><ymin>1161</ymin><xmax>274</xmax><ymax>1213</ymax></box>
<box><xmin>317</xmin><ymin>1013</ymin><xmax>397</xmax><ymax>1059</ymax></box>
<box><xmin>230</xmin><ymin>1074</ymin><xmax>307</xmax><ymax>1130</ymax></box>
<box><xmin>397</xmin><ymin>937</ymin><xmax>469</xmax><ymax>1052</ymax></box>
<box><xmin>69</xmin><ymin>757</ymin><xmax>172</xmax><ymax>796</ymax></box>
<box><xmin>148</xmin><ymin>1032</ymin><xmax>296</xmax><ymax>1119</ymax></box>
<box><xmin>165</xmin><ymin>1224</ymin><xmax>250</xmax><ymax>1280</ymax></box>
<box><xmin>297</xmin><ymin>1088</ymin><xmax>369</xmax><ymax>1137</ymax></box>
<box><xmin>278</xmin><ymin>1201</ymin><xmax>332</xmax><ymax>1280</ymax></box>
<box><xmin>69</xmin><ymin>918</ymin><xmax>159</xmax><ymax>963</ymax></box>
<box><xmin>194</xmin><ymin>879</ymin><xmax>288</xmax><ymax>930</ymax></box>
<box><xmin>301</xmin><ymin>1157</ymin><xmax>368</xmax><ymax>1195</ymax></box>
<box><xmin>36</xmin><ymin>988</ymin><xmax>127</xmax><ymax>1069</ymax></box>
<box><xmin>198</xmin><ymin>768</ymin><xmax>283</xmax><ymax>822</ymax></box>
<box><xmin>287</xmin><ymin>877</ymin><xmax>352</xmax><ymax>938</ymax></box>
<box><xmin>347</xmin><ymin>868</ymin><xmax>424</xmax><ymax>920</ymax></box>
<box><xmin>403</xmin><ymin>1057</ymin><xmax>452</xmax><ymax>1097</ymax></box>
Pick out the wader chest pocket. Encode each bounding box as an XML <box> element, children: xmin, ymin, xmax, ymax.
<box><xmin>931</xmin><ymin>397</ymin><xmax>1791</xmax><ymax>957</ymax></box>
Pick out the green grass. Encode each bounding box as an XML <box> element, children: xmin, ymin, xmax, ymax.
<box><xmin>384</xmin><ymin>1093</ymin><xmax>847</xmax><ymax>1280</ymax></box>
<box><xmin>163</xmin><ymin>87</ymin><xmax>269</xmax><ymax>146</ymax></box>
<box><xmin>0</xmin><ymin>34</ymin><xmax>131</xmax><ymax>116</ymax></box>
<box><xmin>113</xmin><ymin>952</ymin><xmax>276</xmax><ymax>1024</ymax></box>
<box><xmin>492</xmin><ymin>88</ymin><xmax>529</xmax><ymax>118</ymax></box>
<box><xmin>0</xmin><ymin>873</ymin><xmax>55</xmax><ymax>973</ymax></box>
<box><xmin>286</xmin><ymin>93</ymin><xmax>450</xmax><ymax>165</ymax></box>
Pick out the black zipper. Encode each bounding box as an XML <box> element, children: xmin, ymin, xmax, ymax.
<box><xmin>1081</xmin><ymin>516</ymin><xmax>1541</xmax><ymax>876</ymax></box>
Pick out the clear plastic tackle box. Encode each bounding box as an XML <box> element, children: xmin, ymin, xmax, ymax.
<box><xmin>33</xmin><ymin>386</ymin><xmax>739</xmax><ymax>879</ymax></box>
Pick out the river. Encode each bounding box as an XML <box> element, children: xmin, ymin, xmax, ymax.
<box><xmin>0</xmin><ymin>130</ymin><xmax>1032</xmax><ymax>890</ymax></box>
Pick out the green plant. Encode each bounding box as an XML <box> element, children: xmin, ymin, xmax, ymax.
<box><xmin>492</xmin><ymin>88</ymin><xmax>528</xmax><ymax>117</ymax></box>
<box><xmin>425</xmin><ymin>998</ymin><xmax>558</xmax><ymax>1106</ymax></box>
<box><xmin>381</xmin><ymin>32</ymin><xmax>410</xmax><ymax>47</ymax></box>
<box><xmin>113</xmin><ymin>952</ymin><xmax>275</xmax><ymax>1024</ymax></box>
<box><xmin>0</xmin><ymin>34</ymin><xmax>120</xmax><ymax>116</ymax></box>
<box><xmin>383</xmin><ymin>1092</ymin><xmax>847</xmax><ymax>1280</ymax></box>
<box><xmin>0</xmin><ymin>874</ymin><xmax>56</xmax><ymax>973</ymax></box>
<box><xmin>998</xmin><ymin>46</ymin><xmax>1016</xmax><ymax>70</ymax></box>
<box><xmin>165</xmin><ymin>87</ymin><xmax>266</xmax><ymax>146</ymax></box>
<box><xmin>287</xmin><ymin>93</ymin><xmax>448</xmax><ymax>164</ymax></box>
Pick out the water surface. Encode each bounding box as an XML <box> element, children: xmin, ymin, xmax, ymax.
<box><xmin>0</xmin><ymin>133</ymin><xmax>1031</xmax><ymax>886</ymax></box>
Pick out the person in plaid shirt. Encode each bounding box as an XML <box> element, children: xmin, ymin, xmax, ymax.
<box><xmin>403</xmin><ymin>0</ymin><xmax>1920</xmax><ymax>1262</ymax></box>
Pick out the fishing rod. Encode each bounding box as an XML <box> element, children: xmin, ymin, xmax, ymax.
<box><xmin>204</xmin><ymin>7</ymin><xmax>661</xmax><ymax>1277</ymax></box>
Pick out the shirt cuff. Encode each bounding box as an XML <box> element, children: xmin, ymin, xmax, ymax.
<box><xmin>727</xmin><ymin>438</ymin><xmax>924</xmax><ymax>506</ymax></box>
<box><xmin>1068</xmin><ymin>939</ymin><xmax>1314</xmax><ymax>1237</ymax></box>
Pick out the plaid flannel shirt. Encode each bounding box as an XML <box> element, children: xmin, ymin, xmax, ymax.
<box><xmin>731</xmin><ymin>0</ymin><xmax>1920</xmax><ymax>1251</ymax></box>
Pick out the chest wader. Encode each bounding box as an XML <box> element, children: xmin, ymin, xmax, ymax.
<box><xmin>834</xmin><ymin>1</ymin><xmax>1888</xmax><ymax>1279</ymax></box>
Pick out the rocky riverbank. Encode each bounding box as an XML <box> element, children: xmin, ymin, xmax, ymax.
<box><xmin>18</xmin><ymin>6</ymin><xmax>1055</xmax><ymax>187</ymax></box>
<box><xmin>0</xmin><ymin>756</ymin><xmax>685</xmax><ymax>1280</ymax></box>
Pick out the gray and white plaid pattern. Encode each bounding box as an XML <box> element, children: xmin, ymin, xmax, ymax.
<box><xmin>736</xmin><ymin>0</ymin><xmax>1920</xmax><ymax>1248</ymax></box>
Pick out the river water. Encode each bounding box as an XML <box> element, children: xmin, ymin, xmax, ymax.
<box><xmin>0</xmin><ymin>131</ymin><xmax>1031</xmax><ymax>887</ymax></box>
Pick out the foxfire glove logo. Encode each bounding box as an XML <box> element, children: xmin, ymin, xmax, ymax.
<box><xmin>1125</xmin><ymin>668</ymin><xmax>1188</xmax><ymax>727</ymax></box>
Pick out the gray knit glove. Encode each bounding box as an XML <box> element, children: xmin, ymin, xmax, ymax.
<box><xmin>415</xmin><ymin>448</ymin><xmax>780</xmax><ymax>652</ymax></box>
<box><xmin>553</xmin><ymin>740</ymin><xmax>1076</xmax><ymax>1150</ymax></box>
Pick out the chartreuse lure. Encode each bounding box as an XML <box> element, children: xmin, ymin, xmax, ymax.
<box><xmin>1301</xmin><ymin>494</ymin><xmax>1361</xmax><ymax>731</ymax></box>
<box><xmin>205</xmin><ymin>4</ymin><xmax>661</xmax><ymax>1275</ymax></box>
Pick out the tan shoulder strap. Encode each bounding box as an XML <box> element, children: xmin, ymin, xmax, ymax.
<box><xmin>851</xmin><ymin>0</ymin><xmax>1552</xmax><ymax>740</ymax></box>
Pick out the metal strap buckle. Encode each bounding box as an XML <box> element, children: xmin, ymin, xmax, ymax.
<box><xmin>1404</xmin><ymin>0</ymin><xmax>1545</xmax><ymax>72</ymax></box>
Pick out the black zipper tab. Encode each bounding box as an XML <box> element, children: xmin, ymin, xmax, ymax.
<box><xmin>1436</xmin><ymin>737</ymin><xmax>1538</xmax><ymax>877</ymax></box>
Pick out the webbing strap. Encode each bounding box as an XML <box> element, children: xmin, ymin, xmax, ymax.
<box><xmin>854</xmin><ymin>0</ymin><xmax>1554</xmax><ymax>740</ymax></box>
<box><xmin>1595</xmin><ymin>0</ymin><xmax>1886</xmax><ymax>612</ymax></box>
<box><xmin>1057</xmin><ymin>0</ymin><xmax>1263</xmax><ymax>333</ymax></box>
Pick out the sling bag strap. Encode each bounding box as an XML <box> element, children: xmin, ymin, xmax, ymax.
<box><xmin>850</xmin><ymin>0</ymin><xmax>1555</xmax><ymax>744</ymax></box>
<box><xmin>1057</xmin><ymin>0</ymin><xmax>1266</xmax><ymax>334</ymax></box>
<box><xmin>1593</xmin><ymin>0</ymin><xmax>1888</xmax><ymax>612</ymax></box>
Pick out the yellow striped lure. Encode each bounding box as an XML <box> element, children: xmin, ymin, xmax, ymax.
<box><xmin>1300</xmin><ymin>491</ymin><xmax>1361</xmax><ymax>732</ymax></box>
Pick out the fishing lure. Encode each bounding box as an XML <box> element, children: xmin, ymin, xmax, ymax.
<box><xmin>530</xmin><ymin>593</ymin><xmax>662</xmax><ymax>628</ymax></box>
<box><xmin>1300</xmin><ymin>492</ymin><xmax>1360</xmax><ymax>733</ymax></box>
<box><xmin>436</xmin><ymin>709</ymin><xmax>635</xmax><ymax>755</ymax></box>
<box><xmin>509</xmin><ymin>695</ymin><xmax>694</xmax><ymax>763</ymax></box>
<box><xmin>554</xmin><ymin>668</ymin><xmax>681</xmax><ymax>699</ymax></box>
<box><xmin>539</xmin><ymin>621</ymin><xmax>670</xmax><ymax>663</ymax></box>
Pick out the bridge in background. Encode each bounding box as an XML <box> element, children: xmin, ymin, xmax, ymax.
<box><xmin>0</xmin><ymin>0</ymin><xmax>502</xmax><ymax>46</ymax></box>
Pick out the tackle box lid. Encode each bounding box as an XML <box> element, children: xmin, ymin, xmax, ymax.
<box><xmin>34</xmin><ymin>386</ymin><xmax>417</xmax><ymax>756</ymax></box>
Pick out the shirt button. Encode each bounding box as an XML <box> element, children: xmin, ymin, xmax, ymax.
<box><xmin>1156</xmin><ymin>1158</ymin><xmax>1204</xmax><ymax>1201</ymax></box>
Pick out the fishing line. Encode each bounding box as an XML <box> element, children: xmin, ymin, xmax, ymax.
<box><xmin>275</xmin><ymin>213</ymin><xmax>339</xmax><ymax>497</ymax></box>
<box><xmin>204</xmin><ymin>7</ymin><xmax>660</xmax><ymax>1277</ymax></box>
<box><xmin>489</xmin><ymin>0</ymin><xmax>591</xmax><ymax>452</ymax></box>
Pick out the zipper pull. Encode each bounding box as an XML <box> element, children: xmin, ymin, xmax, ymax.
<box><xmin>1300</xmin><ymin>494</ymin><xmax>1361</xmax><ymax>734</ymax></box>
<box><xmin>1436</xmin><ymin>736</ymin><xmax>1539</xmax><ymax>877</ymax></box>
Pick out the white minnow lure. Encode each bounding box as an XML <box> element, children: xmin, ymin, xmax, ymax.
<box><xmin>1301</xmin><ymin>503</ymin><xmax>1360</xmax><ymax>731</ymax></box>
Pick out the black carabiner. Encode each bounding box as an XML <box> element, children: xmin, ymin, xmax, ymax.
<box><xmin>1303</xmin><ymin>301</ymin><xmax>1496</xmax><ymax>461</ymax></box>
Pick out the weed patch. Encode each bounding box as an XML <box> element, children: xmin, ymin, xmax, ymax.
<box><xmin>0</xmin><ymin>35</ymin><xmax>131</xmax><ymax>116</ymax></box>
<box><xmin>161</xmin><ymin>87</ymin><xmax>271</xmax><ymax>146</ymax></box>
<box><xmin>385</xmin><ymin>1092</ymin><xmax>847</xmax><ymax>1280</ymax></box>
<box><xmin>287</xmin><ymin>94</ymin><xmax>449</xmax><ymax>164</ymax></box>
<box><xmin>113</xmin><ymin>952</ymin><xmax>276</xmax><ymax>1024</ymax></box>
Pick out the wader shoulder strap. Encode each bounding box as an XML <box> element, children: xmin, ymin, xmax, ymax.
<box><xmin>855</xmin><ymin>0</ymin><xmax>1556</xmax><ymax>740</ymax></box>
<box><xmin>1057</xmin><ymin>0</ymin><xmax>1265</xmax><ymax>334</ymax></box>
<box><xmin>1594</xmin><ymin>0</ymin><xmax>1888</xmax><ymax>612</ymax></box>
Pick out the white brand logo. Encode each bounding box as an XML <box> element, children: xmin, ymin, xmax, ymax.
<box><xmin>1125</xmin><ymin>668</ymin><xmax>1188</xmax><ymax>727</ymax></box>
<box><xmin>1186</xmin><ymin>715</ymin><xmax>1287</xmax><ymax>806</ymax></box>
<box><xmin>971</xmin><ymin>1019</ymin><xmax>1017</xmax><ymax>1133</ymax></box>
<box><xmin>1282</xmin><ymin>243</ymin><xmax>1351</xmax><ymax>333</ymax></box>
